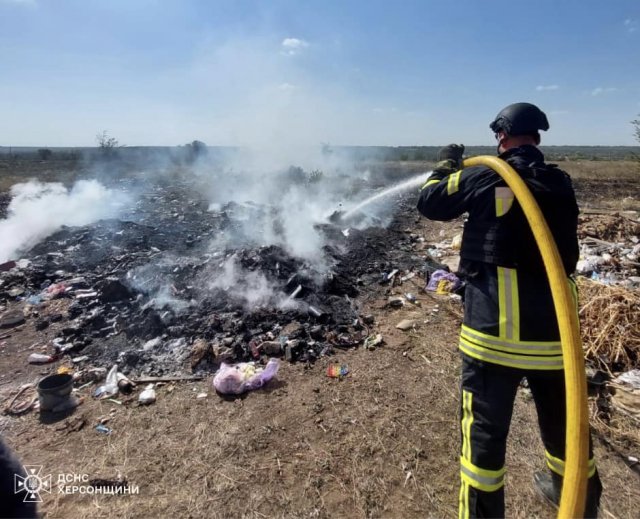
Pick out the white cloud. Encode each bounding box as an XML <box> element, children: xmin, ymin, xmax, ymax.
<box><xmin>278</xmin><ymin>82</ymin><xmax>296</xmax><ymax>92</ymax></box>
<box><xmin>281</xmin><ymin>37</ymin><xmax>309</xmax><ymax>56</ymax></box>
<box><xmin>591</xmin><ymin>87</ymin><xmax>618</xmax><ymax>96</ymax></box>
<box><xmin>536</xmin><ymin>85</ymin><xmax>559</xmax><ymax>91</ymax></box>
<box><xmin>624</xmin><ymin>19</ymin><xmax>638</xmax><ymax>33</ymax></box>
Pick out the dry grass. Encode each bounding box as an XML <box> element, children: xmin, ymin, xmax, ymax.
<box><xmin>590</xmin><ymin>396</ymin><xmax>640</xmax><ymax>453</ymax></box>
<box><xmin>578</xmin><ymin>278</ymin><xmax>640</xmax><ymax>373</ymax></box>
<box><xmin>561</xmin><ymin>160</ymin><xmax>639</xmax><ymax>180</ymax></box>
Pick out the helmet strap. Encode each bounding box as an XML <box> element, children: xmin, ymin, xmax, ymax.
<box><xmin>495</xmin><ymin>132</ymin><xmax>508</xmax><ymax>154</ymax></box>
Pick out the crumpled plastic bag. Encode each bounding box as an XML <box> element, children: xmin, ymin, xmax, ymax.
<box><xmin>614</xmin><ymin>369</ymin><xmax>640</xmax><ymax>390</ymax></box>
<box><xmin>213</xmin><ymin>358</ymin><xmax>280</xmax><ymax>395</ymax></box>
<box><xmin>425</xmin><ymin>269</ymin><xmax>462</xmax><ymax>294</ymax></box>
<box><xmin>93</xmin><ymin>364</ymin><xmax>119</xmax><ymax>399</ymax></box>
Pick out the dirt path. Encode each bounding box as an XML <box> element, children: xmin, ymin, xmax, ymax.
<box><xmin>2</xmin><ymin>200</ymin><xmax>640</xmax><ymax>518</ymax></box>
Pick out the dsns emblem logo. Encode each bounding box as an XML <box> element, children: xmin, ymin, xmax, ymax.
<box><xmin>14</xmin><ymin>465</ymin><xmax>52</xmax><ymax>503</ymax></box>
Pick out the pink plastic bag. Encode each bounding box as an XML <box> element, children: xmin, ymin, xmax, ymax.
<box><xmin>213</xmin><ymin>358</ymin><xmax>280</xmax><ymax>395</ymax></box>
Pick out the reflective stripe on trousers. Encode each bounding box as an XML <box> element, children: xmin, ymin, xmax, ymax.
<box><xmin>545</xmin><ymin>450</ymin><xmax>597</xmax><ymax>478</ymax></box>
<box><xmin>459</xmin><ymin>389</ymin><xmax>506</xmax><ymax>519</ymax></box>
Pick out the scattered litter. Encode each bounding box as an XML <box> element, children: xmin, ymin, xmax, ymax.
<box><xmin>404</xmin><ymin>293</ymin><xmax>418</xmax><ymax>304</ymax></box>
<box><xmin>364</xmin><ymin>334</ymin><xmax>384</xmax><ymax>350</ymax></box>
<box><xmin>427</xmin><ymin>247</ymin><xmax>444</xmax><ymax>258</ymax></box>
<box><xmin>213</xmin><ymin>358</ymin><xmax>280</xmax><ymax>395</ymax></box>
<box><xmin>387</xmin><ymin>297</ymin><xmax>404</xmax><ymax>308</ymax></box>
<box><xmin>75</xmin><ymin>367</ymin><xmax>107</xmax><ymax>385</ymax></box>
<box><xmin>326</xmin><ymin>363</ymin><xmax>349</xmax><ymax>378</ymax></box>
<box><xmin>0</xmin><ymin>260</ymin><xmax>17</xmax><ymax>272</ymax></box>
<box><xmin>575</xmin><ymin>214</ymin><xmax>640</xmax><ymax>287</ymax></box>
<box><xmin>610</xmin><ymin>385</ymin><xmax>640</xmax><ymax>421</ymax></box>
<box><xmin>28</xmin><ymin>353</ymin><xmax>57</xmax><ymax>364</ymax></box>
<box><xmin>43</xmin><ymin>282</ymin><xmax>69</xmax><ymax>300</ymax></box>
<box><xmin>37</xmin><ymin>373</ymin><xmax>77</xmax><ymax>413</ymax></box>
<box><xmin>116</xmin><ymin>373</ymin><xmax>135</xmax><ymax>394</ymax></box>
<box><xmin>95</xmin><ymin>424</ymin><xmax>112</xmax><ymax>435</ymax></box>
<box><xmin>26</xmin><ymin>295</ymin><xmax>43</xmax><ymax>305</ymax></box>
<box><xmin>396</xmin><ymin>319</ymin><xmax>417</xmax><ymax>331</ymax></box>
<box><xmin>74</xmin><ymin>290</ymin><xmax>98</xmax><ymax>299</ymax></box>
<box><xmin>614</xmin><ymin>370</ymin><xmax>640</xmax><ymax>390</ymax></box>
<box><xmin>260</xmin><ymin>340</ymin><xmax>282</xmax><ymax>356</ymax></box>
<box><xmin>4</xmin><ymin>384</ymin><xmax>37</xmax><ymax>415</ymax></box>
<box><xmin>383</xmin><ymin>269</ymin><xmax>399</xmax><ymax>284</ymax></box>
<box><xmin>363</xmin><ymin>314</ymin><xmax>375</xmax><ymax>325</ymax></box>
<box><xmin>93</xmin><ymin>364</ymin><xmax>119</xmax><ymax>399</ymax></box>
<box><xmin>451</xmin><ymin>233</ymin><xmax>462</xmax><ymax>250</ymax></box>
<box><xmin>138</xmin><ymin>384</ymin><xmax>157</xmax><ymax>405</ymax></box>
<box><xmin>0</xmin><ymin>311</ymin><xmax>26</xmax><ymax>329</ymax></box>
<box><xmin>425</xmin><ymin>270</ymin><xmax>461</xmax><ymax>294</ymax></box>
<box><xmin>190</xmin><ymin>338</ymin><xmax>211</xmax><ymax>367</ymax></box>
<box><xmin>196</xmin><ymin>392</ymin><xmax>208</xmax><ymax>399</ymax></box>
<box><xmin>400</xmin><ymin>272</ymin><xmax>416</xmax><ymax>282</ymax></box>
<box><xmin>142</xmin><ymin>337</ymin><xmax>163</xmax><ymax>351</ymax></box>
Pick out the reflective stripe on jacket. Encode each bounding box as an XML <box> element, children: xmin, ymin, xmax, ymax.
<box><xmin>417</xmin><ymin>145</ymin><xmax>580</xmax><ymax>370</ymax></box>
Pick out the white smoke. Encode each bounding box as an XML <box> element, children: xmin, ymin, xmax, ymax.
<box><xmin>182</xmin><ymin>35</ymin><xmax>415</xmax><ymax>270</ymax></box>
<box><xmin>0</xmin><ymin>180</ymin><xmax>131</xmax><ymax>262</ymax></box>
<box><xmin>206</xmin><ymin>256</ymin><xmax>297</xmax><ymax>310</ymax></box>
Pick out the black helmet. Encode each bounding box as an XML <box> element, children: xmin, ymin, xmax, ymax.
<box><xmin>489</xmin><ymin>102</ymin><xmax>549</xmax><ymax>136</ymax></box>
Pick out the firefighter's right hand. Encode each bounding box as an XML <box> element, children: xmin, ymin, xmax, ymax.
<box><xmin>435</xmin><ymin>144</ymin><xmax>465</xmax><ymax>171</ymax></box>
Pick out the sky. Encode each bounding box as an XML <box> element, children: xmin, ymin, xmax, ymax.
<box><xmin>0</xmin><ymin>0</ymin><xmax>639</xmax><ymax>147</ymax></box>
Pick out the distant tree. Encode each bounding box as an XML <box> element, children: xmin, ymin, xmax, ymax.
<box><xmin>191</xmin><ymin>140</ymin><xmax>207</xmax><ymax>158</ymax></box>
<box><xmin>37</xmin><ymin>148</ymin><xmax>53</xmax><ymax>161</ymax></box>
<box><xmin>633</xmin><ymin>115</ymin><xmax>640</xmax><ymax>144</ymax></box>
<box><xmin>96</xmin><ymin>130</ymin><xmax>119</xmax><ymax>149</ymax></box>
<box><xmin>308</xmin><ymin>169</ymin><xmax>324</xmax><ymax>183</ymax></box>
<box><xmin>182</xmin><ymin>140</ymin><xmax>208</xmax><ymax>163</ymax></box>
<box><xmin>96</xmin><ymin>130</ymin><xmax>122</xmax><ymax>158</ymax></box>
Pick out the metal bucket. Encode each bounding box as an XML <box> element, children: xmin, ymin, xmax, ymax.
<box><xmin>37</xmin><ymin>374</ymin><xmax>74</xmax><ymax>412</ymax></box>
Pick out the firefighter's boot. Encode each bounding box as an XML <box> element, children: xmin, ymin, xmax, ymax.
<box><xmin>534</xmin><ymin>470</ymin><xmax>601</xmax><ymax>518</ymax></box>
<box><xmin>533</xmin><ymin>471</ymin><xmax>561</xmax><ymax>509</ymax></box>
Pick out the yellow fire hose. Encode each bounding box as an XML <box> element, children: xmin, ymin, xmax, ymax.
<box><xmin>462</xmin><ymin>156</ymin><xmax>589</xmax><ymax>519</ymax></box>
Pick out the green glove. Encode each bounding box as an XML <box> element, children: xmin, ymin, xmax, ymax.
<box><xmin>435</xmin><ymin>144</ymin><xmax>465</xmax><ymax>172</ymax></box>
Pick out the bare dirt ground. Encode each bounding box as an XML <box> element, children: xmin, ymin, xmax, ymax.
<box><xmin>1</xmin><ymin>160</ymin><xmax>639</xmax><ymax>518</ymax></box>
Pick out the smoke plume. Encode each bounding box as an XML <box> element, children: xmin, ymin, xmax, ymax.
<box><xmin>0</xmin><ymin>180</ymin><xmax>131</xmax><ymax>262</ymax></box>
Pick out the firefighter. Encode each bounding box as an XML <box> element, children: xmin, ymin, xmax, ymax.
<box><xmin>417</xmin><ymin>102</ymin><xmax>602</xmax><ymax>518</ymax></box>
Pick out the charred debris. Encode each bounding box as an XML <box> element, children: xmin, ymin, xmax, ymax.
<box><xmin>0</xmin><ymin>179</ymin><xmax>425</xmax><ymax>377</ymax></box>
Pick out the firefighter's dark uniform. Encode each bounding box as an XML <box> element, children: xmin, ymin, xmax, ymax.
<box><xmin>417</xmin><ymin>145</ymin><xmax>602</xmax><ymax>518</ymax></box>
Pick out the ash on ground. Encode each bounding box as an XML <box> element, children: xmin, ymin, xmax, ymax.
<box><xmin>0</xmin><ymin>179</ymin><xmax>424</xmax><ymax>377</ymax></box>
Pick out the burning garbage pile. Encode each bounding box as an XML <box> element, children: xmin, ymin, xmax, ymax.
<box><xmin>0</xmin><ymin>177</ymin><xmax>418</xmax><ymax>379</ymax></box>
